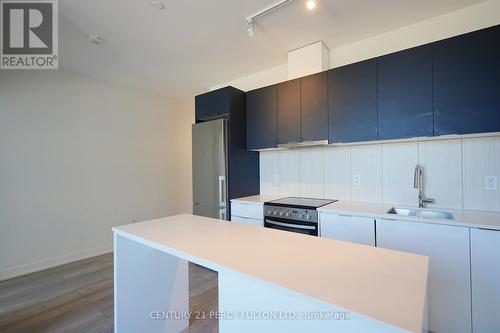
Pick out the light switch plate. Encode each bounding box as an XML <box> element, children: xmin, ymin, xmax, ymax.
<box><xmin>353</xmin><ymin>174</ymin><xmax>361</xmax><ymax>186</ymax></box>
<box><xmin>485</xmin><ymin>176</ymin><xmax>497</xmax><ymax>191</ymax></box>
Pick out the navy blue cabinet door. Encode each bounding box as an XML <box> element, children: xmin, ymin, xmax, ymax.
<box><xmin>433</xmin><ymin>25</ymin><xmax>500</xmax><ymax>135</ymax></box>
<box><xmin>328</xmin><ymin>60</ymin><xmax>378</xmax><ymax>143</ymax></box>
<box><xmin>246</xmin><ymin>85</ymin><xmax>277</xmax><ymax>150</ymax></box>
<box><xmin>277</xmin><ymin>79</ymin><xmax>301</xmax><ymax>144</ymax></box>
<box><xmin>301</xmin><ymin>72</ymin><xmax>328</xmax><ymax>141</ymax></box>
<box><xmin>195</xmin><ymin>87</ymin><xmax>229</xmax><ymax>122</ymax></box>
<box><xmin>378</xmin><ymin>45</ymin><xmax>433</xmax><ymax>139</ymax></box>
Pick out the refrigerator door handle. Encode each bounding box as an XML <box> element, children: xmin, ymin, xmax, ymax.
<box><xmin>219</xmin><ymin>208</ymin><xmax>226</xmax><ymax>220</ymax></box>
<box><xmin>218</xmin><ymin>175</ymin><xmax>226</xmax><ymax>207</ymax></box>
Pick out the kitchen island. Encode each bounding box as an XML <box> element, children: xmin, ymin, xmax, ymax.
<box><xmin>113</xmin><ymin>214</ymin><xmax>429</xmax><ymax>333</ymax></box>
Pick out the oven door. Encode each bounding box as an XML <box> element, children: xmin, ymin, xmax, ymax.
<box><xmin>264</xmin><ymin>217</ymin><xmax>318</xmax><ymax>236</ymax></box>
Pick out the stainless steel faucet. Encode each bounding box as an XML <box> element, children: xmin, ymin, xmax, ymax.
<box><xmin>414</xmin><ymin>164</ymin><xmax>435</xmax><ymax>208</ymax></box>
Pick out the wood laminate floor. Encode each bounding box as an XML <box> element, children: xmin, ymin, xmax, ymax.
<box><xmin>0</xmin><ymin>253</ymin><xmax>218</xmax><ymax>333</ymax></box>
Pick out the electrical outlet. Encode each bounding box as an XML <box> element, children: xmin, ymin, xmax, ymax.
<box><xmin>485</xmin><ymin>176</ymin><xmax>497</xmax><ymax>191</ymax></box>
<box><xmin>353</xmin><ymin>174</ymin><xmax>361</xmax><ymax>186</ymax></box>
<box><xmin>273</xmin><ymin>174</ymin><xmax>280</xmax><ymax>186</ymax></box>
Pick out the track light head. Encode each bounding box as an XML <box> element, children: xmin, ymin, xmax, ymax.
<box><xmin>245</xmin><ymin>0</ymin><xmax>294</xmax><ymax>37</ymax></box>
<box><xmin>247</xmin><ymin>20</ymin><xmax>255</xmax><ymax>37</ymax></box>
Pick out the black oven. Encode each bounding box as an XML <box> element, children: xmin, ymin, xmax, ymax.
<box><xmin>263</xmin><ymin>197</ymin><xmax>336</xmax><ymax>237</ymax></box>
<box><xmin>264</xmin><ymin>216</ymin><xmax>318</xmax><ymax>236</ymax></box>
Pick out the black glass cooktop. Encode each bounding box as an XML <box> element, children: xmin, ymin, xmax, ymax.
<box><xmin>265</xmin><ymin>197</ymin><xmax>337</xmax><ymax>209</ymax></box>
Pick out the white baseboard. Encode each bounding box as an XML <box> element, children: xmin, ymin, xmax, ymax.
<box><xmin>0</xmin><ymin>244</ymin><xmax>113</xmax><ymax>281</ymax></box>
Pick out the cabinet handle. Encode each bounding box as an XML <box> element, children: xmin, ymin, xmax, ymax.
<box><xmin>219</xmin><ymin>209</ymin><xmax>226</xmax><ymax>220</ymax></box>
<box><xmin>234</xmin><ymin>216</ymin><xmax>252</xmax><ymax>220</ymax></box>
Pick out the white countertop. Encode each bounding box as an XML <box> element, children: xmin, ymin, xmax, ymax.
<box><xmin>114</xmin><ymin>214</ymin><xmax>428</xmax><ymax>333</ymax></box>
<box><xmin>231</xmin><ymin>194</ymin><xmax>283</xmax><ymax>205</ymax></box>
<box><xmin>318</xmin><ymin>200</ymin><xmax>500</xmax><ymax>230</ymax></box>
<box><xmin>232</xmin><ymin>195</ymin><xmax>500</xmax><ymax>230</ymax></box>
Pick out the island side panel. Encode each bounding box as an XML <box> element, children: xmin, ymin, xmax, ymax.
<box><xmin>218</xmin><ymin>271</ymin><xmax>411</xmax><ymax>333</ymax></box>
<box><xmin>114</xmin><ymin>234</ymin><xmax>189</xmax><ymax>333</ymax></box>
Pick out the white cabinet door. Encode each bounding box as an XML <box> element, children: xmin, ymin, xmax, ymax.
<box><xmin>231</xmin><ymin>202</ymin><xmax>263</xmax><ymax>220</ymax></box>
<box><xmin>231</xmin><ymin>215</ymin><xmax>263</xmax><ymax>227</ymax></box>
<box><xmin>320</xmin><ymin>214</ymin><xmax>375</xmax><ymax>246</ymax></box>
<box><xmin>376</xmin><ymin>219</ymin><xmax>471</xmax><ymax>333</ymax></box>
<box><xmin>471</xmin><ymin>228</ymin><xmax>500</xmax><ymax>333</ymax></box>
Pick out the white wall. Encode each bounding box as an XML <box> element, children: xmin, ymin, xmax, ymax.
<box><xmin>330</xmin><ymin>0</ymin><xmax>500</xmax><ymax>68</ymax></box>
<box><xmin>0</xmin><ymin>70</ymin><xmax>193</xmax><ymax>280</ymax></box>
<box><xmin>260</xmin><ymin>136</ymin><xmax>500</xmax><ymax>212</ymax></box>
<box><xmin>210</xmin><ymin>64</ymin><xmax>288</xmax><ymax>92</ymax></box>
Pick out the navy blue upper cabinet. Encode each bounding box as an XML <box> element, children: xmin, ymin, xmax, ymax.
<box><xmin>195</xmin><ymin>87</ymin><xmax>229</xmax><ymax>122</ymax></box>
<box><xmin>301</xmin><ymin>72</ymin><xmax>328</xmax><ymax>141</ymax></box>
<box><xmin>246</xmin><ymin>85</ymin><xmax>277</xmax><ymax>150</ymax></box>
<box><xmin>433</xmin><ymin>25</ymin><xmax>500</xmax><ymax>135</ymax></box>
<box><xmin>328</xmin><ymin>59</ymin><xmax>378</xmax><ymax>143</ymax></box>
<box><xmin>277</xmin><ymin>79</ymin><xmax>301</xmax><ymax>144</ymax></box>
<box><xmin>377</xmin><ymin>45</ymin><xmax>434</xmax><ymax>140</ymax></box>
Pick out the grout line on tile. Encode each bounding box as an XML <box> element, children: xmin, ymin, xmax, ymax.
<box><xmin>348</xmin><ymin>146</ymin><xmax>352</xmax><ymax>201</ymax></box>
<box><xmin>380</xmin><ymin>144</ymin><xmax>384</xmax><ymax>205</ymax></box>
<box><xmin>349</xmin><ymin>146</ymin><xmax>353</xmax><ymax>201</ymax></box>
<box><xmin>460</xmin><ymin>139</ymin><xmax>465</xmax><ymax>210</ymax></box>
<box><xmin>323</xmin><ymin>148</ymin><xmax>326</xmax><ymax>199</ymax></box>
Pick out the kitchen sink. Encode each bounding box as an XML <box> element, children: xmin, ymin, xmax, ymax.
<box><xmin>387</xmin><ymin>207</ymin><xmax>454</xmax><ymax>220</ymax></box>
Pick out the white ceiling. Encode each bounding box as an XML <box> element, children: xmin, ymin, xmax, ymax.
<box><xmin>59</xmin><ymin>0</ymin><xmax>484</xmax><ymax>99</ymax></box>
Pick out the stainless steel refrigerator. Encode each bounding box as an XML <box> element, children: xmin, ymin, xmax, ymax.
<box><xmin>192</xmin><ymin>119</ymin><xmax>228</xmax><ymax>220</ymax></box>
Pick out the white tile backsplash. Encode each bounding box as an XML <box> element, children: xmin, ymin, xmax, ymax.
<box><xmin>462</xmin><ymin>137</ymin><xmax>500</xmax><ymax>211</ymax></box>
<box><xmin>324</xmin><ymin>146</ymin><xmax>351</xmax><ymax>200</ymax></box>
<box><xmin>382</xmin><ymin>142</ymin><xmax>419</xmax><ymax>206</ymax></box>
<box><xmin>418</xmin><ymin>139</ymin><xmax>463</xmax><ymax>209</ymax></box>
<box><xmin>259</xmin><ymin>151</ymin><xmax>279</xmax><ymax>195</ymax></box>
<box><xmin>350</xmin><ymin>145</ymin><xmax>382</xmax><ymax>203</ymax></box>
<box><xmin>299</xmin><ymin>148</ymin><xmax>324</xmax><ymax>198</ymax></box>
<box><xmin>277</xmin><ymin>150</ymin><xmax>300</xmax><ymax>196</ymax></box>
<box><xmin>259</xmin><ymin>135</ymin><xmax>500</xmax><ymax>212</ymax></box>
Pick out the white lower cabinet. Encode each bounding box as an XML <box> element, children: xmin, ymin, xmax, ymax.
<box><xmin>230</xmin><ymin>201</ymin><xmax>264</xmax><ymax>227</ymax></box>
<box><xmin>231</xmin><ymin>215</ymin><xmax>263</xmax><ymax>227</ymax></box>
<box><xmin>471</xmin><ymin>228</ymin><xmax>500</xmax><ymax>333</ymax></box>
<box><xmin>231</xmin><ymin>202</ymin><xmax>263</xmax><ymax>220</ymax></box>
<box><xmin>319</xmin><ymin>213</ymin><xmax>375</xmax><ymax>246</ymax></box>
<box><xmin>376</xmin><ymin>219</ymin><xmax>471</xmax><ymax>333</ymax></box>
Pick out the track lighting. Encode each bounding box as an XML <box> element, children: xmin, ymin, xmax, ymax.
<box><xmin>245</xmin><ymin>0</ymin><xmax>294</xmax><ymax>37</ymax></box>
<box><xmin>247</xmin><ymin>20</ymin><xmax>255</xmax><ymax>37</ymax></box>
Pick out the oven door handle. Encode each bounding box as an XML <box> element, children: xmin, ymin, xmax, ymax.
<box><xmin>266</xmin><ymin>220</ymin><xmax>316</xmax><ymax>230</ymax></box>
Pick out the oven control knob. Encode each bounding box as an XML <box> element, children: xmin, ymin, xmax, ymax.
<box><xmin>273</xmin><ymin>210</ymin><xmax>278</xmax><ymax>216</ymax></box>
<box><xmin>286</xmin><ymin>212</ymin><xmax>291</xmax><ymax>217</ymax></box>
<box><xmin>267</xmin><ymin>209</ymin><xmax>272</xmax><ymax>215</ymax></box>
<box><xmin>306</xmin><ymin>214</ymin><xmax>312</xmax><ymax>220</ymax></box>
<box><xmin>279</xmin><ymin>211</ymin><xmax>284</xmax><ymax>216</ymax></box>
<box><xmin>299</xmin><ymin>214</ymin><xmax>305</xmax><ymax>219</ymax></box>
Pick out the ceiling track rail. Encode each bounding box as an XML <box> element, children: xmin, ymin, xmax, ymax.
<box><xmin>245</xmin><ymin>0</ymin><xmax>295</xmax><ymax>36</ymax></box>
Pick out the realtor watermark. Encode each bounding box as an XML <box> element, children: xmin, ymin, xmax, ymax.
<box><xmin>150</xmin><ymin>310</ymin><xmax>351</xmax><ymax>321</ymax></box>
<box><xmin>1</xmin><ymin>0</ymin><xmax>58</xmax><ymax>69</ymax></box>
